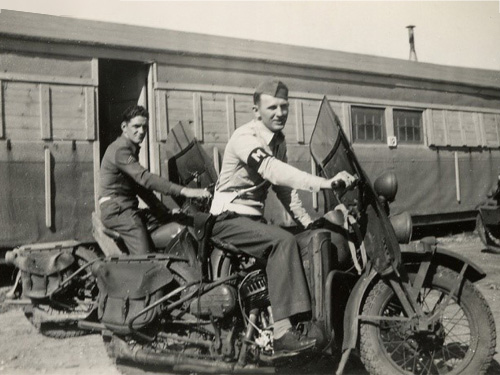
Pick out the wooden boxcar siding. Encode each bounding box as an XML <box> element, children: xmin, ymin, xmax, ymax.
<box><xmin>0</xmin><ymin>52</ymin><xmax>96</xmax><ymax>247</ymax></box>
<box><xmin>154</xmin><ymin>62</ymin><xmax>500</xmax><ymax>224</ymax></box>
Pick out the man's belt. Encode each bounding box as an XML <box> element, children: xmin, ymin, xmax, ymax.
<box><xmin>224</xmin><ymin>202</ymin><xmax>263</xmax><ymax>217</ymax></box>
<box><xmin>210</xmin><ymin>191</ymin><xmax>264</xmax><ymax>216</ymax></box>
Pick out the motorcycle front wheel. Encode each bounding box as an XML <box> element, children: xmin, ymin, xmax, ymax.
<box><xmin>359</xmin><ymin>266</ymin><xmax>496</xmax><ymax>375</ymax></box>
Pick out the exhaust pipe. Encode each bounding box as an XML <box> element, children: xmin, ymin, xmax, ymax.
<box><xmin>109</xmin><ymin>335</ymin><xmax>274</xmax><ymax>373</ymax></box>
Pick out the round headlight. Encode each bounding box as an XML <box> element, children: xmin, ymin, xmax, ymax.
<box><xmin>390</xmin><ymin>211</ymin><xmax>413</xmax><ymax>244</ymax></box>
<box><xmin>374</xmin><ymin>171</ymin><xmax>398</xmax><ymax>203</ymax></box>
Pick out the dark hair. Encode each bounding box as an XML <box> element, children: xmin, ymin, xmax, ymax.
<box><xmin>122</xmin><ymin>105</ymin><xmax>149</xmax><ymax>123</ymax></box>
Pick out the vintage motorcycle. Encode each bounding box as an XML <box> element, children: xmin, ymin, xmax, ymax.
<box><xmin>4</xmin><ymin>99</ymin><xmax>496</xmax><ymax>374</ymax></box>
<box><xmin>81</xmin><ymin>99</ymin><xmax>494</xmax><ymax>375</ymax></box>
<box><xmin>476</xmin><ymin>175</ymin><xmax>500</xmax><ymax>251</ymax></box>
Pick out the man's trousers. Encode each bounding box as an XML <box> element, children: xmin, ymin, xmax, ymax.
<box><xmin>212</xmin><ymin>213</ymin><xmax>311</xmax><ymax>321</ymax></box>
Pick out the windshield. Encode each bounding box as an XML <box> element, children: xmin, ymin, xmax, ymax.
<box><xmin>310</xmin><ymin>97</ymin><xmax>401</xmax><ymax>274</ymax></box>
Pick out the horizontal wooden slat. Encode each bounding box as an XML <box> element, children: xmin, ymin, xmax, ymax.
<box><xmin>0</xmin><ymin>71</ymin><xmax>96</xmax><ymax>86</ymax></box>
<box><xmin>156</xmin><ymin>82</ymin><xmax>500</xmax><ymax>115</ymax></box>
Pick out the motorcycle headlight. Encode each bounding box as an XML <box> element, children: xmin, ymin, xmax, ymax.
<box><xmin>390</xmin><ymin>211</ymin><xmax>413</xmax><ymax>244</ymax></box>
<box><xmin>374</xmin><ymin>171</ymin><xmax>398</xmax><ymax>203</ymax></box>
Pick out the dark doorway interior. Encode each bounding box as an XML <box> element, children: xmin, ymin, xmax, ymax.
<box><xmin>98</xmin><ymin>59</ymin><xmax>149</xmax><ymax>159</ymax></box>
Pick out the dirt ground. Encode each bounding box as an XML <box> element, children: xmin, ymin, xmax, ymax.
<box><xmin>1</xmin><ymin>233</ymin><xmax>500</xmax><ymax>375</ymax></box>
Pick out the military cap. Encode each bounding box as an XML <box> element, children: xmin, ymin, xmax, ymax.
<box><xmin>254</xmin><ymin>79</ymin><xmax>288</xmax><ymax>100</ymax></box>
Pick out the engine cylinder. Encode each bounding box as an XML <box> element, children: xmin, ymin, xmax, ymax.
<box><xmin>239</xmin><ymin>271</ymin><xmax>270</xmax><ymax>310</ymax></box>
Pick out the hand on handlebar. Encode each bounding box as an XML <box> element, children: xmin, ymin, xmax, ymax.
<box><xmin>324</xmin><ymin>171</ymin><xmax>357</xmax><ymax>191</ymax></box>
<box><xmin>180</xmin><ymin>187</ymin><xmax>212</xmax><ymax>199</ymax></box>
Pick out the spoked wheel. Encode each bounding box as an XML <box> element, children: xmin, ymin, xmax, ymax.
<box><xmin>25</xmin><ymin>247</ymin><xmax>99</xmax><ymax>339</ymax></box>
<box><xmin>360</xmin><ymin>266</ymin><xmax>496</xmax><ymax>375</ymax></box>
<box><xmin>476</xmin><ymin>214</ymin><xmax>500</xmax><ymax>251</ymax></box>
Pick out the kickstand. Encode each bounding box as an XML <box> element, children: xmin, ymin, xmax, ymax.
<box><xmin>6</xmin><ymin>271</ymin><xmax>21</xmax><ymax>299</ymax></box>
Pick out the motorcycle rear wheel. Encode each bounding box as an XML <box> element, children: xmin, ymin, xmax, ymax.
<box><xmin>24</xmin><ymin>247</ymin><xmax>99</xmax><ymax>339</ymax></box>
<box><xmin>359</xmin><ymin>266</ymin><xmax>496</xmax><ymax>375</ymax></box>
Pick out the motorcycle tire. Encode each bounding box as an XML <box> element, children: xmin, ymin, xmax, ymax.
<box><xmin>476</xmin><ymin>214</ymin><xmax>500</xmax><ymax>251</ymax></box>
<box><xmin>24</xmin><ymin>247</ymin><xmax>99</xmax><ymax>339</ymax></box>
<box><xmin>359</xmin><ymin>266</ymin><xmax>496</xmax><ymax>375</ymax></box>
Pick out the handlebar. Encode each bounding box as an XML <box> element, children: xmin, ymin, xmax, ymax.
<box><xmin>331</xmin><ymin>180</ymin><xmax>346</xmax><ymax>190</ymax></box>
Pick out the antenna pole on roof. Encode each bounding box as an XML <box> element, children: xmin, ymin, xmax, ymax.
<box><xmin>406</xmin><ymin>25</ymin><xmax>418</xmax><ymax>62</ymax></box>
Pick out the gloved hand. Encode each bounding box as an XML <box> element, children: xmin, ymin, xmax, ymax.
<box><xmin>321</xmin><ymin>171</ymin><xmax>356</xmax><ymax>190</ymax></box>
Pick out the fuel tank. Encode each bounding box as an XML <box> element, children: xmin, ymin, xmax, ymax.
<box><xmin>150</xmin><ymin>222</ymin><xmax>185</xmax><ymax>249</ymax></box>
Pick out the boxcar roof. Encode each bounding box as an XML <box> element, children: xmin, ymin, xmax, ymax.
<box><xmin>1</xmin><ymin>9</ymin><xmax>500</xmax><ymax>91</ymax></box>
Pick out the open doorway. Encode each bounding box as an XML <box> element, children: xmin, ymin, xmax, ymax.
<box><xmin>98</xmin><ymin>59</ymin><xmax>150</xmax><ymax>162</ymax></box>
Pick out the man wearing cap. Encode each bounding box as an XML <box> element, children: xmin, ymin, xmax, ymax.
<box><xmin>210</xmin><ymin>79</ymin><xmax>355</xmax><ymax>355</ymax></box>
<box><xmin>99</xmin><ymin>105</ymin><xmax>211</xmax><ymax>255</ymax></box>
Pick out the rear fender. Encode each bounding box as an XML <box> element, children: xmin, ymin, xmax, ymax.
<box><xmin>341</xmin><ymin>247</ymin><xmax>485</xmax><ymax>353</ymax></box>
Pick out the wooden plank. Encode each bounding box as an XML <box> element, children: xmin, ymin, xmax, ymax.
<box><xmin>91</xmin><ymin>58</ymin><xmax>99</xmax><ymax>87</ymax></box>
<box><xmin>51</xmin><ymin>85</ymin><xmax>86</xmax><ymax>140</ymax></box>
<box><xmin>341</xmin><ymin>103</ymin><xmax>351</xmax><ymax>142</ymax></box>
<box><xmin>226</xmin><ymin>95</ymin><xmax>236</xmax><ymax>138</ymax></box>
<box><xmin>85</xmin><ymin>87</ymin><xmax>96</xmax><ymax>140</ymax></box>
<box><xmin>461</xmin><ymin>111</ymin><xmax>479</xmax><ymax>147</ymax></box>
<box><xmin>385</xmin><ymin>107</ymin><xmax>395</xmax><ymax>142</ymax></box>
<box><xmin>473</xmin><ymin>113</ymin><xmax>485</xmax><ymax>147</ymax></box>
<box><xmin>311</xmin><ymin>158</ymin><xmax>318</xmax><ymax>211</ymax></box>
<box><xmin>422</xmin><ymin>109</ymin><xmax>431</xmax><ymax>147</ymax></box>
<box><xmin>147</xmin><ymin>65</ymin><xmax>160</xmax><ymax>179</ymax></box>
<box><xmin>0</xmin><ymin>80</ymin><xmax>3</xmax><ymax>139</ymax></box>
<box><xmin>39</xmin><ymin>84</ymin><xmax>51</xmax><ymax>140</ymax></box>
<box><xmin>482</xmin><ymin>113</ymin><xmax>499</xmax><ymax>147</ymax></box>
<box><xmin>155</xmin><ymin>82</ymin><xmax>500</xmax><ymax>115</ymax></box>
<box><xmin>445</xmin><ymin>110</ymin><xmax>463</xmax><ymax>146</ymax></box>
<box><xmin>193</xmin><ymin>92</ymin><xmax>203</xmax><ymax>141</ymax></box>
<box><xmin>200</xmin><ymin>92</ymin><xmax>226</xmax><ymax>143</ymax></box>
<box><xmin>44</xmin><ymin>146</ymin><xmax>52</xmax><ymax>228</ymax></box>
<box><xmin>0</xmin><ymin>71</ymin><xmax>95</xmax><ymax>86</ymax></box>
<box><xmin>93</xmin><ymin>140</ymin><xmax>100</xmax><ymax>214</ymax></box>
<box><xmin>295</xmin><ymin>99</ymin><xmax>305</xmax><ymax>144</ymax></box>
<box><xmin>157</xmin><ymin>91</ymin><xmax>169</xmax><ymax>141</ymax></box>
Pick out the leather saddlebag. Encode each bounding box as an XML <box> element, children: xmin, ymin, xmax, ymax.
<box><xmin>92</xmin><ymin>258</ymin><xmax>174</xmax><ymax>334</ymax></box>
<box><xmin>8</xmin><ymin>241</ymin><xmax>79</xmax><ymax>299</ymax></box>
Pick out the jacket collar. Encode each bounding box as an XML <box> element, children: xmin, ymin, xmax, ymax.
<box><xmin>254</xmin><ymin>120</ymin><xmax>284</xmax><ymax>145</ymax></box>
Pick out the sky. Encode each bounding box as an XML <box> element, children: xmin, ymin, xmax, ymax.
<box><xmin>1</xmin><ymin>1</ymin><xmax>500</xmax><ymax>71</ymax></box>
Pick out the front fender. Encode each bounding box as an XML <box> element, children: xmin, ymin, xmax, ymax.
<box><xmin>341</xmin><ymin>246</ymin><xmax>486</xmax><ymax>353</ymax></box>
<box><xmin>341</xmin><ymin>268</ymin><xmax>379</xmax><ymax>352</ymax></box>
<box><xmin>402</xmin><ymin>247</ymin><xmax>486</xmax><ymax>282</ymax></box>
